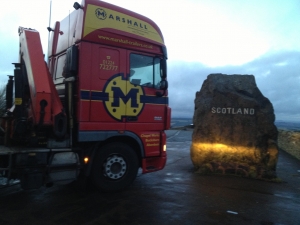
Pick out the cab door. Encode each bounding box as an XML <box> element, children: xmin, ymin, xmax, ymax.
<box><xmin>126</xmin><ymin>52</ymin><xmax>168</xmax><ymax>130</ymax></box>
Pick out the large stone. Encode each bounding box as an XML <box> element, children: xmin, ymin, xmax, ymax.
<box><xmin>190</xmin><ymin>74</ymin><xmax>278</xmax><ymax>179</ymax></box>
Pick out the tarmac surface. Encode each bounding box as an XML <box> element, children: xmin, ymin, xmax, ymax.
<box><xmin>1</xmin><ymin>129</ymin><xmax>300</xmax><ymax>225</ymax></box>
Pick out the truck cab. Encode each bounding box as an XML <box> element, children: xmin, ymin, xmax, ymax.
<box><xmin>0</xmin><ymin>0</ymin><xmax>170</xmax><ymax>192</ymax></box>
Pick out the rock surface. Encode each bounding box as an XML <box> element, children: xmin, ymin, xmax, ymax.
<box><xmin>190</xmin><ymin>74</ymin><xmax>278</xmax><ymax>178</ymax></box>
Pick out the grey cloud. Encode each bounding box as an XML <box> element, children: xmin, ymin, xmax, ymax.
<box><xmin>168</xmin><ymin>50</ymin><xmax>300</xmax><ymax>121</ymax></box>
<box><xmin>0</xmin><ymin>36</ymin><xmax>19</xmax><ymax>85</ymax></box>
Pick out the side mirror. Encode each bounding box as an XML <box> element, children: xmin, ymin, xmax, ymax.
<box><xmin>160</xmin><ymin>80</ymin><xmax>168</xmax><ymax>90</ymax></box>
<box><xmin>73</xmin><ymin>2</ymin><xmax>83</xmax><ymax>10</ymax></box>
<box><xmin>156</xmin><ymin>80</ymin><xmax>168</xmax><ymax>97</ymax></box>
<box><xmin>160</xmin><ymin>59</ymin><xmax>167</xmax><ymax>78</ymax></box>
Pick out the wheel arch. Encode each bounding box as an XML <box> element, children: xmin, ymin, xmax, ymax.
<box><xmin>82</xmin><ymin>131</ymin><xmax>144</xmax><ymax>176</ymax></box>
<box><xmin>102</xmin><ymin>135</ymin><xmax>143</xmax><ymax>166</ymax></box>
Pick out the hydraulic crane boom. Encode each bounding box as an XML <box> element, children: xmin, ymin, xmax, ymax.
<box><xmin>17</xmin><ymin>27</ymin><xmax>66</xmax><ymax>138</ymax></box>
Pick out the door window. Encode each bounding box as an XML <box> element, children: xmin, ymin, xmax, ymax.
<box><xmin>129</xmin><ymin>54</ymin><xmax>161</xmax><ymax>89</ymax></box>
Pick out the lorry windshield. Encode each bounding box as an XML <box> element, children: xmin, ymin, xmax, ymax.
<box><xmin>129</xmin><ymin>54</ymin><xmax>160</xmax><ymax>89</ymax></box>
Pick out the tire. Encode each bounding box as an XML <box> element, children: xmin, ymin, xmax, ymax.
<box><xmin>92</xmin><ymin>142</ymin><xmax>139</xmax><ymax>192</ymax></box>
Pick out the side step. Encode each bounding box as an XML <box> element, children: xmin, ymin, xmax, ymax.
<box><xmin>0</xmin><ymin>146</ymin><xmax>79</xmax><ymax>189</ymax></box>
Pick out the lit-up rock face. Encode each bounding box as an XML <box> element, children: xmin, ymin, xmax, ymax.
<box><xmin>190</xmin><ymin>74</ymin><xmax>278</xmax><ymax>179</ymax></box>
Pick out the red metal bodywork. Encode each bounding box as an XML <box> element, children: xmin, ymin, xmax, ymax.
<box><xmin>46</xmin><ymin>0</ymin><xmax>170</xmax><ymax>173</ymax></box>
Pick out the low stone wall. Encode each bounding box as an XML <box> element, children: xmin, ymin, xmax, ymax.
<box><xmin>278</xmin><ymin>130</ymin><xmax>300</xmax><ymax>160</ymax></box>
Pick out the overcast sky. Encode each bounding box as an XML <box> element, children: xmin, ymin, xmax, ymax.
<box><xmin>0</xmin><ymin>0</ymin><xmax>299</xmax><ymax>121</ymax></box>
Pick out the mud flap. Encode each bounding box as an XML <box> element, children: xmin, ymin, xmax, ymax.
<box><xmin>48</xmin><ymin>152</ymin><xmax>79</xmax><ymax>185</ymax></box>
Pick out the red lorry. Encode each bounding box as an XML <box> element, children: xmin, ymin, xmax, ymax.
<box><xmin>0</xmin><ymin>0</ymin><xmax>170</xmax><ymax>191</ymax></box>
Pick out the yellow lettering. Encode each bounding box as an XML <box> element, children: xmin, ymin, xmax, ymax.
<box><xmin>141</xmin><ymin>134</ymin><xmax>151</xmax><ymax>138</ymax></box>
<box><xmin>145</xmin><ymin>139</ymin><xmax>159</xmax><ymax>142</ymax></box>
<box><xmin>146</xmin><ymin>143</ymin><xmax>159</xmax><ymax>147</ymax></box>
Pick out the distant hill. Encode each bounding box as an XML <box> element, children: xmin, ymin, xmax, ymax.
<box><xmin>275</xmin><ymin>120</ymin><xmax>300</xmax><ymax>131</ymax></box>
<box><xmin>171</xmin><ymin>118</ymin><xmax>300</xmax><ymax>131</ymax></box>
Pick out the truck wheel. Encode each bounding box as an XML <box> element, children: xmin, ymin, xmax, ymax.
<box><xmin>92</xmin><ymin>142</ymin><xmax>139</xmax><ymax>192</ymax></box>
